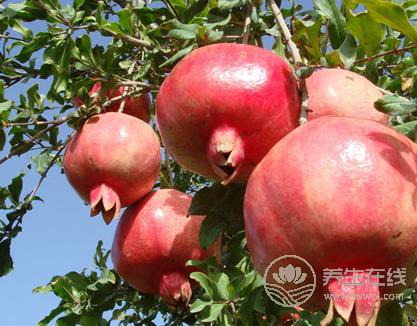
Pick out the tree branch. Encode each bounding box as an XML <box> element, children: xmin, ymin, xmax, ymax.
<box><xmin>0</xmin><ymin>34</ymin><xmax>27</xmax><ymax>42</ymax></box>
<box><xmin>164</xmin><ymin>149</ymin><xmax>174</xmax><ymax>188</ymax></box>
<box><xmin>268</xmin><ymin>0</ymin><xmax>308</xmax><ymax>124</ymax></box>
<box><xmin>354</xmin><ymin>44</ymin><xmax>417</xmax><ymax>65</ymax></box>
<box><xmin>101</xmin><ymin>27</ymin><xmax>152</xmax><ymax>48</ymax></box>
<box><xmin>0</xmin><ymin>115</ymin><xmax>73</xmax><ymax>166</ymax></box>
<box><xmin>268</xmin><ymin>0</ymin><xmax>301</xmax><ymax>64</ymax></box>
<box><xmin>242</xmin><ymin>2</ymin><xmax>253</xmax><ymax>44</ymax></box>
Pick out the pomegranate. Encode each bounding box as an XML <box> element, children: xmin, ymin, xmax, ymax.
<box><xmin>156</xmin><ymin>43</ymin><xmax>300</xmax><ymax>184</ymax></box>
<box><xmin>64</xmin><ymin>112</ymin><xmax>160</xmax><ymax>224</ymax></box>
<box><xmin>244</xmin><ymin>116</ymin><xmax>417</xmax><ymax>325</ymax></box>
<box><xmin>305</xmin><ymin>68</ymin><xmax>388</xmax><ymax>124</ymax></box>
<box><xmin>111</xmin><ymin>189</ymin><xmax>221</xmax><ymax>308</ymax></box>
<box><xmin>74</xmin><ymin>81</ymin><xmax>151</xmax><ymax>122</ymax></box>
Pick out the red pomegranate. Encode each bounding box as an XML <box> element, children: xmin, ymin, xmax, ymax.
<box><xmin>305</xmin><ymin>68</ymin><xmax>388</xmax><ymax>124</ymax></box>
<box><xmin>156</xmin><ymin>43</ymin><xmax>300</xmax><ymax>184</ymax></box>
<box><xmin>74</xmin><ymin>81</ymin><xmax>151</xmax><ymax>122</ymax></box>
<box><xmin>111</xmin><ymin>189</ymin><xmax>221</xmax><ymax>308</ymax></box>
<box><xmin>244</xmin><ymin>116</ymin><xmax>417</xmax><ymax>325</ymax></box>
<box><xmin>64</xmin><ymin>112</ymin><xmax>160</xmax><ymax>224</ymax></box>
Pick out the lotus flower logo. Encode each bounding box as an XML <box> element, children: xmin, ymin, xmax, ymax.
<box><xmin>264</xmin><ymin>255</ymin><xmax>316</xmax><ymax>307</ymax></box>
<box><xmin>273</xmin><ymin>264</ymin><xmax>307</xmax><ymax>284</ymax></box>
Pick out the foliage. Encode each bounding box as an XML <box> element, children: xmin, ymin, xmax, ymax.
<box><xmin>2</xmin><ymin>0</ymin><xmax>417</xmax><ymax>324</ymax></box>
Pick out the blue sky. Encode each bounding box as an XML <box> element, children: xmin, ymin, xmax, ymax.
<box><xmin>0</xmin><ymin>0</ymin><xmax>313</xmax><ymax>324</ymax></box>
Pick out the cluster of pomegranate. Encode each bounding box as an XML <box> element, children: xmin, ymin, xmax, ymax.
<box><xmin>64</xmin><ymin>43</ymin><xmax>417</xmax><ymax>324</ymax></box>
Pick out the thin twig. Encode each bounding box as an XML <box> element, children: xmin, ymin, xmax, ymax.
<box><xmin>164</xmin><ymin>149</ymin><xmax>174</xmax><ymax>188</ymax></box>
<box><xmin>268</xmin><ymin>0</ymin><xmax>301</xmax><ymax>64</ymax></box>
<box><xmin>355</xmin><ymin>44</ymin><xmax>417</xmax><ymax>65</ymax></box>
<box><xmin>118</xmin><ymin>81</ymin><xmax>159</xmax><ymax>90</ymax></box>
<box><xmin>0</xmin><ymin>34</ymin><xmax>27</xmax><ymax>42</ymax></box>
<box><xmin>102</xmin><ymin>88</ymin><xmax>144</xmax><ymax>108</ymax></box>
<box><xmin>26</xmin><ymin>131</ymin><xmax>75</xmax><ymax>203</ymax></box>
<box><xmin>101</xmin><ymin>27</ymin><xmax>151</xmax><ymax>48</ymax></box>
<box><xmin>242</xmin><ymin>2</ymin><xmax>253</xmax><ymax>44</ymax></box>
<box><xmin>268</xmin><ymin>0</ymin><xmax>308</xmax><ymax>124</ymax></box>
<box><xmin>2</xmin><ymin>120</ymin><xmax>60</xmax><ymax>127</ymax></box>
<box><xmin>0</xmin><ymin>115</ymin><xmax>73</xmax><ymax>166</ymax></box>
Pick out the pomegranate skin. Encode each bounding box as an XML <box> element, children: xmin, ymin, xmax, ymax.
<box><xmin>64</xmin><ymin>112</ymin><xmax>160</xmax><ymax>224</ymax></box>
<box><xmin>244</xmin><ymin>116</ymin><xmax>417</xmax><ymax>324</ymax></box>
<box><xmin>111</xmin><ymin>189</ymin><xmax>221</xmax><ymax>308</ymax></box>
<box><xmin>156</xmin><ymin>43</ymin><xmax>300</xmax><ymax>183</ymax></box>
<box><xmin>305</xmin><ymin>68</ymin><xmax>388</xmax><ymax>124</ymax></box>
<box><xmin>74</xmin><ymin>81</ymin><xmax>151</xmax><ymax>122</ymax></box>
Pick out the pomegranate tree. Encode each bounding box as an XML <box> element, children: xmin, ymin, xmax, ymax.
<box><xmin>305</xmin><ymin>68</ymin><xmax>388</xmax><ymax>124</ymax></box>
<box><xmin>244</xmin><ymin>116</ymin><xmax>417</xmax><ymax>325</ymax></box>
<box><xmin>74</xmin><ymin>81</ymin><xmax>151</xmax><ymax>122</ymax></box>
<box><xmin>64</xmin><ymin>112</ymin><xmax>160</xmax><ymax>224</ymax></box>
<box><xmin>156</xmin><ymin>43</ymin><xmax>300</xmax><ymax>184</ymax></box>
<box><xmin>111</xmin><ymin>189</ymin><xmax>221</xmax><ymax>309</ymax></box>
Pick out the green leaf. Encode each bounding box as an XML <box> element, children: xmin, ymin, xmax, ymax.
<box><xmin>358</xmin><ymin>0</ymin><xmax>417</xmax><ymax>43</ymax></box>
<box><xmin>210</xmin><ymin>272</ymin><xmax>230</xmax><ymax>300</ymax></box>
<box><xmin>76</xmin><ymin>34</ymin><xmax>96</xmax><ymax>67</ymax></box>
<box><xmin>159</xmin><ymin>44</ymin><xmax>195</xmax><ymax>68</ymax></box>
<box><xmin>166</xmin><ymin>29</ymin><xmax>196</xmax><ymax>40</ymax></box>
<box><xmin>56</xmin><ymin>313</ymin><xmax>80</xmax><ymax>326</ymax></box>
<box><xmin>346</xmin><ymin>11</ymin><xmax>384</xmax><ymax>56</ymax></box>
<box><xmin>0</xmin><ymin>239</ymin><xmax>13</xmax><ymax>276</ymax></box>
<box><xmin>8</xmin><ymin>173</ymin><xmax>24</xmax><ymax>205</ymax></box>
<box><xmin>189</xmin><ymin>183</ymin><xmax>226</xmax><ymax>215</ymax></box>
<box><xmin>394</xmin><ymin>121</ymin><xmax>417</xmax><ymax>138</ymax></box>
<box><xmin>325</xmin><ymin>33</ymin><xmax>357</xmax><ymax>68</ymax></box>
<box><xmin>118</xmin><ymin>9</ymin><xmax>134</xmax><ymax>34</ymax></box>
<box><xmin>293</xmin><ymin>16</ymin><xmax>323</xmax><ymax>62</ymax></box>
<box><xmin>185</xmin><ymin>0</ymin><xmax>209</xmax><ymax>22</ymax></box>
<box><xmin>86</xmin><ymin>269</ymin><xmax>116</xmax><ymax>291</ymax></box>
<box><xmin>190</xmin><ymin>272</ymin><xmax>214</xmax><ymax>298</ymax></box>
<box><xmin>37</xmin><ymin>305</ymin><xmax>66</xmax><ymax>326</ymax></box>
<box><xmin>0</xmin><ymin>128</ymin><xmax>6</xmax><ymax>151</ymax></box>
<box><xmin>374</xmin><ymin>94</ymin><xmax>417</xmax><ymax>115</ymax></box>
<box><xmin>33</xmin><ymin>284</ymin><xmax>53</xmax><ymax>294</ymax></box>
<box><xmin>199</xmin><ymin>211</ymin><xmax>226</xmax><ymax>249</ymax></box>
<box><xmin>218</xmin><ymin>0</ymin><xmax>244</xmax><ymax>10</ymax></box>
<box><xmin>190</xmin><ymin>298</ymin><xmax>212</xmax><ymax>313</ymax></box>
<box><xmin>31</xmin><ymin>151</ymin><xmax>54</xmax><ymax>175</ymax></box>
<box><xmin>15</xmin><ymin>32</ymin><xmax>51</xmax><ymax>62</ymax></box>
<box><xmin>377</xmin><ymin>300</ymin><xmax>409</xmax><ymax>326</ymax></box>
<box><xmin>314</xmin><ymin>0</ymin><xmax>346</xmax><ymax>48</ymax></box>
<box><xmin>199</xmin><ymin>303</ymin><xmax>225</xmax><ymax>322</ymax></box>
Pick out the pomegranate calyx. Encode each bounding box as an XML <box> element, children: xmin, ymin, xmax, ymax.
<box><xmin>327</xmin><ymin>272</ymin><xmax>380</xmax><ymax>326</ymax></box>
<box><xmin>159</xmin><ymin>271</ymin><xmax>192</xmax><ymax>310</ymax></box>
<box><xmin>208</xmin><ymin>126</ymin><xmax>244</xmax><ymax>184</ymax></box>
<box><xmin>89</xmin><ymin>184</ymin><xmax>121</xmax><ymax>224</ymax></box>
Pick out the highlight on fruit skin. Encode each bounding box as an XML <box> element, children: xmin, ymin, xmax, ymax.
<box><xmin>244</xmin><ymin>116</ymin><xmax>417</xmax><ymax>325</ymax></box>
<box><xmin>111</xmin><ymin>189</ymin><xmax>221</xmax><ymax>309</ymax></box>
<box><xmin>156</xmin><ymin>42</ymin><xmax>300</xmax><ymax>184</ymax></box>
<box><xmin>73</xmin><ymin>81</ymin><xmax>151</xmax><ymax>122</ymax></box>
<box><xmin>305</xmin><ymin>68</ymin><xmax>388</xmax><ymax>124</ymax></box>
<box><xmin>63</xmin><ymin>112</ymin><xmax>161</xmax><ymax>224</ymax></box>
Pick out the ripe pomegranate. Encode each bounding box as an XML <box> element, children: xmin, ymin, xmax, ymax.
<box><xmin>305</xmin><ymin>68</ymin><xmax>388</xmax><ymax>124</ymax></box>
<box><xmin>156</xmin><ymin>43</ymin><xmax>300</xmax><ymax>184</ymax></box>
<box><xmin>111</xmin><ymin>189</ymin><xmax>221</xmax><ymax>308</ymax></box>
<box><xmin>64</xmin><ymin>112</ymin><xmax>160</xmax><ymax>224</ymax></box>
<box><xmin>74</xmin><ymin>81</ymin><xmax>151</xmax><ymax>122</ymax></box>
<box><xmin>244</xmin><ymin>116</ymin><xmax>417</xmax><ymax>325</ymax></box>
